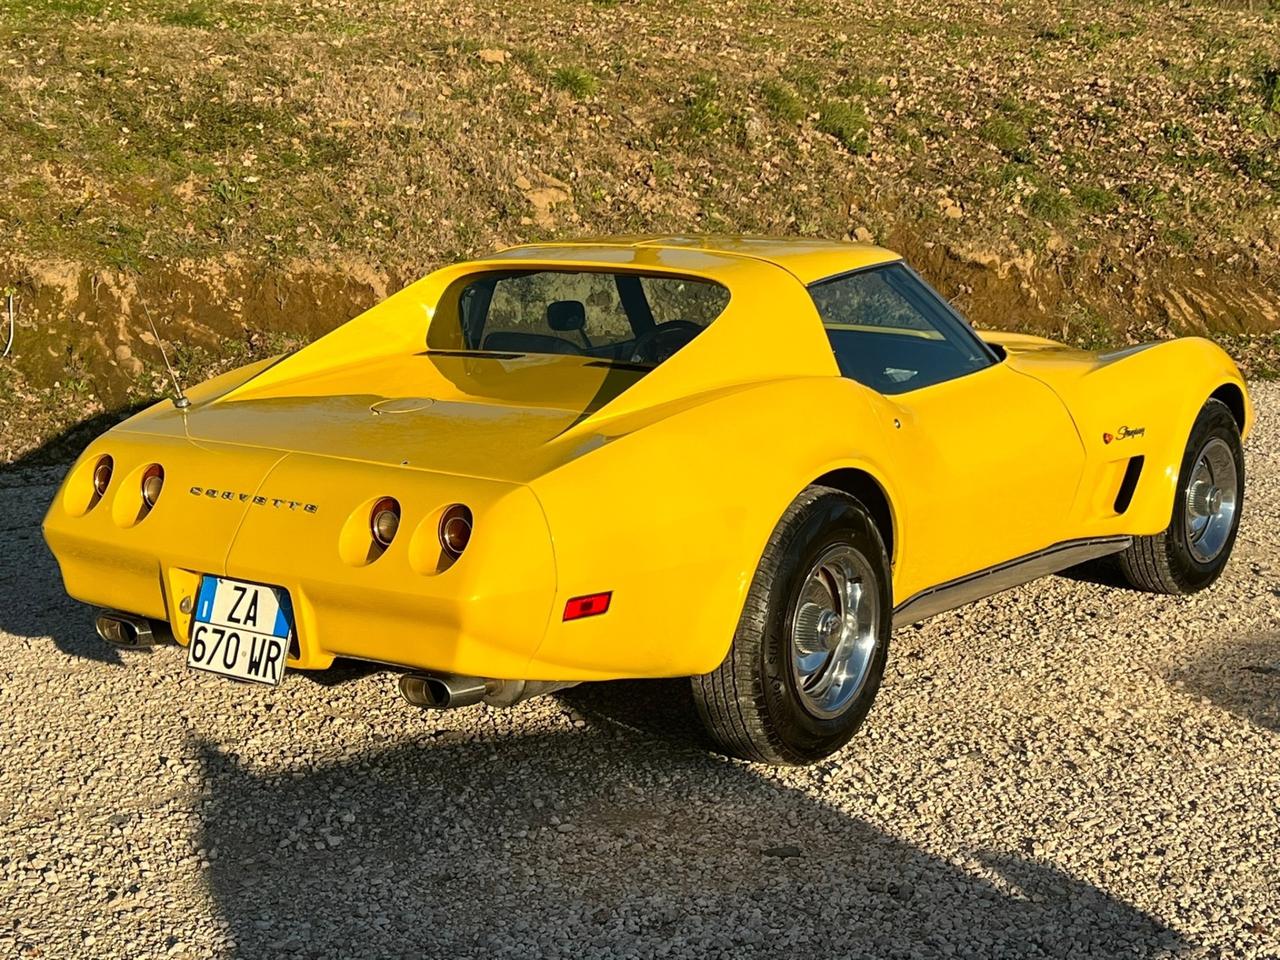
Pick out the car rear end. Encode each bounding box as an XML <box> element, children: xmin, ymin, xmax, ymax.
<box><xmin>43</xmin><ymin>429</ymin><xmax>559</xmax><ymax>684</ymax></box>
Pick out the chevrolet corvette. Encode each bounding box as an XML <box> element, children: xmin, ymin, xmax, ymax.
<box><xmin>43</xmin><ymin>237</ymin><xmax>1251</xmax><ymax>764</ymax></box>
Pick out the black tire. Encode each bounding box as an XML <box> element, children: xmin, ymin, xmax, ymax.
<box><xmin>691</xmin><ymin>486</ymin><xmax>892</xmax><ymax>765</ymax></box>
<box><xmin>1117</xmin><ymin>398</ymin><xmax>1244</xmax><ymax>594</ymax></box>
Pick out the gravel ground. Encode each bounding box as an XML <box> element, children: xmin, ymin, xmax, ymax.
<box><xmin>1</xmin><ymin>386</ymin><xmax>1277</xmax><ymax>960</ymax></box>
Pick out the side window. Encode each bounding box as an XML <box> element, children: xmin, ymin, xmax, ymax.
<box><xmin>638</xmin><ymin>275</ymin><xmax>731</xmax><ymax>325</ymax></box>
<box><xmin>810</xmin><ymin>264</ymin><xmax>994</xmax><ymax>394</ymax></box>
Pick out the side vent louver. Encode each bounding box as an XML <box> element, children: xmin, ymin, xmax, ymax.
<box><xmin>1114</xmin><ymin>455</ymin><xmax>1145</xmax><ymax>514</ymax></box>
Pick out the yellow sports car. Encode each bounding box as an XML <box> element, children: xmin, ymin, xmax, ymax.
<box><xmin>43</xmin><ymin>237</ymin><xmax>1251</xmax><ymax>764</ymax></box>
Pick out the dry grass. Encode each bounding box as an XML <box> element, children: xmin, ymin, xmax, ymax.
<box><xmin>0</xmin><ymin>0</ymin><xmax>1278</xmax><ymax>463</ymax></box>
<box><xmin>0</xmin><ymin>0</ymin><xmax>1275</xmax><ymax>273</ymax></box>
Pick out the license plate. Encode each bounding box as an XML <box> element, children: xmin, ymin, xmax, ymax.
<box><xmin>187</xmin><ymin>576</ymin><xmax>293</xmax><ymax>686</ymax></box>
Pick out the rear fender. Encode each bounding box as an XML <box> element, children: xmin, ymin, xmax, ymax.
<box><xmin>526</xmin><ymin>376</ymin><xmax>901</xmax><ymax>679</ymax></box>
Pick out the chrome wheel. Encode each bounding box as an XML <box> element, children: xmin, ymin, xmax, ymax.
<box><xmin>789</xmin><ymin>544</ymin><xmax>880</xmax><ymax>719</ymax></box>
<box><xmin>1184</xmin><ymin>436</ymin><xmax>1239</xmax><ymax>563</ymax></box>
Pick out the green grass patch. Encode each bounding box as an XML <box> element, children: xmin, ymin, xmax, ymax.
<box><xmin>1025</xmin><ymin>187</ymin><xmax>1075</xmax><ymax>223</ymax></box>
<box><xmin>161</xmin><ymin>2</ymin><xmax>216</xmax><ymax>27</ymax></box>
<box><xmin>977</xmin><ymin>119</ymin><xmax>1029</xmax><ymax>158</ymax></box>
<box><xmin>1058</xmin><ymin>303</ymin><xmax>1114</xmax><ymax>350</ymax></box>
<box><xmin>781</xmin><ymin>63</ymin><xmax>822</xmax><ymax>95</ymax></box>
<box><xmin>1261</xmin><ymin>64</ymin><xmax>1280</xmax><ymax>113</ymax></box>
<box><xmin>551</xmin><ymin>67</ymin><xmax>598</xmax><ymax>98</ymax></box>
<box><xmin>981</xmin><ymin>115</ymin><xmax>1031</xmax><ymax>162</ymax></box>
<box><xmin>834</xmin><ymin>73</ymin><xmax>889</xmax><ymax>99</ymax></box>
<box><xmin>1074</xmin><ymin>185</ymin><xmax>1120</xmax><ymax>214</ymax></box>
<box><xmin>678</xmin><ymin>74</ymin><xmax>729</xmax><ymax>138</ymax></box>
<box><xmin>816</xmin><ymin>101</ymin><xmax>869</xmax><ymax>154</ymax></box>
<box><xmin>760</xmin><ymin>80</ymin><xmax>805</xmax><ymax>123</ymax></box>
<box><xmin>1034</xmin><ymin>20</ymin><xmax>1132</xmax><ymax>50</ymax></box>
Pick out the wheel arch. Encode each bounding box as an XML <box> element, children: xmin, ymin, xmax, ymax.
<box><xmin>1210</xmin><ymin>381</ymin><xmax>1247</xmax><ymax>434</ymax></box>
<box><xmin>1120</xmin><ymin>373</ymin><xmax>1250</xmax><ymax>536</ymax></box>
<box><xmin>811</xmin><ymin>467</ymin><xmax>896</xmax><ymax>565</ymax></box>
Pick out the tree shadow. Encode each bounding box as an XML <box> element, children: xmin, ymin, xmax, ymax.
<box><xmin>0</xmin><ymin>459</ymin><xmax>125</xmax><ymax>665</ymax></box>
<box><xmin>6</xmin><ymin>405</ymin><xmax>147</xmax><ymax>469</ymax></box>
<box><xmin>194</xmin><ymin>719</ymin><xmax>1186</xmax><ymax>959</ymax></box>
<box><xmin>1165</xmin><ymin>630</ymin><xmax>1280</xmax><ymax>732</ymax></box>
<box><xmin>1</xmin><ymin>406</ymin><xmax>160</xmax><ymax>666</ymax></box>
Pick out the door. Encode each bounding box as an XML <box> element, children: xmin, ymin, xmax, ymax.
<box><xmin>811</xmin><ymin>263</ymin><xmax>1085</xmax><ymax>601</ymax></box>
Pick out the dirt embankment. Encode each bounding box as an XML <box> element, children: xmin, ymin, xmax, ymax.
<box><xmin>1</xmin><ymin>242</ymin><xmax>1277</xmax><ymax>466</ymax></box>
<box><xmin>2</xmin><ymin>257</ymin><xmax>396</xmax><ymax>402</ymax></box>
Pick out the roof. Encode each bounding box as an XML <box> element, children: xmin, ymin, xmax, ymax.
<box><xmin>486</xmin><ymin>235</ymin><xmax>901</xmax><ymax>286</ymax></box>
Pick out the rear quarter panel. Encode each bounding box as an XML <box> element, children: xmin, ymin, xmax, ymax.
<box><xmin>526</xmin><ymin>376</ymin><xmax>902</xmax><ymax>679</ymax></box>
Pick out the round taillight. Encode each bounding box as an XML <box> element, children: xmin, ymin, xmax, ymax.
<box><xmin>439</xmin><ymin>504</ymin><xmax>472</xmax><ymax>558</ymax></box>
<box><xmin>371</xmin><ymin>497</ymin><xmax>401</xmax><ymax>548</ymax></box>
<box><xmin>92</xmin><ymin>455</ymin><xmax>114</xmax><ymax>498</ymax></box>
<box><xmin>141</xmin><ymin>464</ymin><xmax>164</xmax><ymax>508</ymax></box>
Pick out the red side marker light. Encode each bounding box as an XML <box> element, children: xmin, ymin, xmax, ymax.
<box><xmin>563</xmin><ymin>592</ymin><xmax>612</xmax><ymax>621</ymax></box>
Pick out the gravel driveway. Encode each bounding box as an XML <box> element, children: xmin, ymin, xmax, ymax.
<box><xmin>2</xmin><ymin>386</ymin><xmax>1277</xmax><ymax>960</ymax></box>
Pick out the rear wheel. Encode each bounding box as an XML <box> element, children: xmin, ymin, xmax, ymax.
<box><xmin>692</xmin><ymin>486</ymin><xmax>891</xmax><ymax>765</ymax></box>
<box><xmin>1117</xmin><ymin>398</ymin><xmax>1244</xmax><ymax>594</ymax></box>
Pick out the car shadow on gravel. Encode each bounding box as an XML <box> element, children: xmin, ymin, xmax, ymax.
<box><xmin>194</xmin><ymin>722</ymin><xmax>1187</xmax><ymax>959</ymax></box>
<box><xmin>1055</xmin><ymin>555</ymin><xmax>1131</xmax><ymax>589</ymax></box>
<box><xmin>0</xmin><ymin>463</ymin><xmax>126</xmax><ymax>665</ymax></box>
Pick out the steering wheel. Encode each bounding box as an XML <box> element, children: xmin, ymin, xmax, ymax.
<box><xmin>630</xmin><ymin>320</ymin><xmax>703</xmax><ymax>364</ymax></box>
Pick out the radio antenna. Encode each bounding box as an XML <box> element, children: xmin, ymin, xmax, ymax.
<box><xmin>135</xmin><ymin>282</ymin><xmax>189</xmax><ymax>409</ymax></box>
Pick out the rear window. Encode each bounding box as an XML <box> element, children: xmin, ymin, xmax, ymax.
<box><xmin>429</xmin><ymin>270</ymin><xmax>730</xmax><ymax>366</ymax></box>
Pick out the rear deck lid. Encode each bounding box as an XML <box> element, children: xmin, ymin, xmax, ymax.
<box><xmin>122</xmin><ymin>352</ymin><xmax>648</xmax><ymax>484</ymax></box>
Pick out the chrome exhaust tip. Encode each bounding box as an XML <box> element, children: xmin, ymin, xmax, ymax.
<box><xmin>398</xmin><ymin>673</ymin><xmax>580</xmax><ymax>710</ymax></box>
<box><xmin>94</xmin><ymin>610</ymin><xmax>156</xmax><ymax>649</ymax></box>
<box><xmin>398</xmin><ymin>672</ymin><xmax>490</xmax><ymax>709</ymax></box>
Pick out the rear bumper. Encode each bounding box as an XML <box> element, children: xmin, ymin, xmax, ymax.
<box><xmin>43</xmin><ymin>439</ymin><xmax>561</xmax><ymax>679</ymax></box>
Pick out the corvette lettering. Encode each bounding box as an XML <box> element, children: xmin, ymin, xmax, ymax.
<box><xmin>1103</xmin><ymin>425</ymin><xmax>1145</xmax><ymax>444</ymax></box>
<box><xmin>189</xmin><ymin>486</ymin><xmax>318</xmax><ymax>514</ymax></box>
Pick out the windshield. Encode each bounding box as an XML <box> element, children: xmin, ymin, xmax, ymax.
<box><xmin>428</xmin><ymin>269</ymin><xmax>730</xmax><ymax>367</ymax></box>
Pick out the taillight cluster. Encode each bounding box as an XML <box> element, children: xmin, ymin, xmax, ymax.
<box><xmin>438</xmin><ymin>504</ymin><xmax>472</xmax><ymax>559</ymax></box>
<box><xmin>370</xmin><ymin>497</ymin><xmax>401</xmax><ymax>548</ymax></box>
<box><xmin>141</xmin><ymin>464</ymin><xmax>164</xmax><ymax>508</ymax></box>
<box><xmin>363</xmin><ymin>498</ymin><xmax>472</xmax><ymax>564</ymax></box>
<box><xmin>80</xmin><ymin>454</ymin><xmax>164</xmax><ymax>521</ymax></box>
<box><xmin>92</xmin><ymin>455</ymin><xmax>114</xmax><ymax>500</ymax></box>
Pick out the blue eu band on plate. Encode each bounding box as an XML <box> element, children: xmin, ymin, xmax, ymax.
<box><xmin>187</xmin><ymin>576</ymin><xmax>293</xmax><ymax>685</ymax></box>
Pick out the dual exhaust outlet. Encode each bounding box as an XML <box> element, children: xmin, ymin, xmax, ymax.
<box><xmin>95</xmin><ymin>609</ymin><xmax>570</xmax><ymax>710</ymax></box>
<box><xmin>398</xmin><ymin>673</ymin><xmax>576</xmax><ymax>710</ymax></box>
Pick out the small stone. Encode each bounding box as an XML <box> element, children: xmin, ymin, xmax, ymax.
<box><xmin>763</xmin><ymin>845</ymin><xmax>802</xmax><ymax>858</ymax></box>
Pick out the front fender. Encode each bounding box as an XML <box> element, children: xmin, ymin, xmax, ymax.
<box><xmin>1014</xmin><ymin>337</ymin><xmax>1251</xmax><ymax>536</ymax></box>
